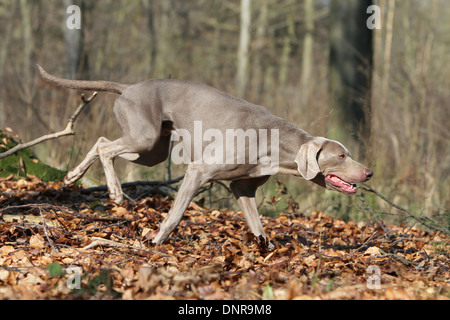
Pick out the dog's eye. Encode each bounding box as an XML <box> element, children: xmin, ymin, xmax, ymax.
<box><xmin>339</xmin><ymin>154</ymin><xmax>346</xmax><ymax>159</ymax></box>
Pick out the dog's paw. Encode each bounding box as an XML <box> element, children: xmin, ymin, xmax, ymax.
<box><xmin>266</xmin><ymin>241</ymin><xmax>275</xmax><ymax>251</ymax></box>
<box><xmin>152</xmin><ymin>234</ymin><xmax>164</xmax><ymax>245</ymax></box>
<box><xmin>257</xmin><ymin>235</ymin><xmax>275</xmax><ymax>252</ymax></box>
<box><xmin>64</xmin><ymin>169</ymin><xmax>80</xmax><ymax>185</ymax></box>
<box><xmin>109</xmin><ymin>188</ymin><xmax>124</xmax><ymax>204</ymax></box>
<box><xmin>110</xmin><ymin>193</ymin><xmax>124</xmax><ymax>205</ymax></box>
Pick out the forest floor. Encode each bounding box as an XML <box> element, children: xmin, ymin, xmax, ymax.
<box><xmin>0</xmin><ymin>175</ymin><xmax>448</xmax><ymax>300</ymax></box>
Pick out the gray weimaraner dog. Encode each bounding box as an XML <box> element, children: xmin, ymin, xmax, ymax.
<box><xmin>37</xmin><ymin>65</ymin><xmax>373</xmax><ymax>246</ymax></box>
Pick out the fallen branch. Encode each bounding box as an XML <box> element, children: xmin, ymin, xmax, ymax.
<box><xmin>379</xmin><ymin>248</ymin><xmax>419</xmax><ymax>266</ymax></box>
<box><xmin>82</xmin><ymin>237</ymin><xmax>173</xmax><ymax>259</ymax></box>
<box><xmin>80</xmin><ymin>176</ymin><xmax>184</xmax><ymax>194</ymax></box>
<box><xmin>38</xmin><ymin>207</ymin><xmax>59</xmax><ymax>253</ymax></box>
<box><xmin>0</xmin><ymin>92</ymin><xmax>98</xmax><ymax>159</ymax></box>
<box><xmin>0</xmin><ymin>203</ymin><xmax>68</xmax><ymax>218</ymax></box>
<box><xmin>82</xmin><ymin>237</ymin><xmax>129</xmax><ymax>250</ymax></box>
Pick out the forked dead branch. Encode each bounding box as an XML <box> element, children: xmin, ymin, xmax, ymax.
<box><xmin>0</xmin><ymin>92</ymin><xmax>98</xmax><ymax>160</ymax></box>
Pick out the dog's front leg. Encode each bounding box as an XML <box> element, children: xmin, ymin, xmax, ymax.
<box><xmin>236</xmin><ymin>196</ymin><xmax>267</xmax><ymax>239</ymax></box>
<box><xmin>153</xmin><ymin>165</ymin><xmax>209</xmax><ymax>244</ymax></box>
<box><xmin>230</xmin><ymin>177</ymin><xmax>274</xmax><ymax>250</ymax></box>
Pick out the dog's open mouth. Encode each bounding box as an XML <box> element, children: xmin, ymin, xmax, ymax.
<box><xmin>325</xmin><ymin>174</ymin><xmax>357</xmax><ymax>195</ymax></box>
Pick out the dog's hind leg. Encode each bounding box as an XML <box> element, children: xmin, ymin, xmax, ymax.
<box><xmin>66</xmin><ymin>135</ymin><xmax>161</xmax><ymax>204</ymax></box>
<box><xmin>65</xmin><ymin>137</ymin><xmax>129</xmax><ymax>203</ymax></box>
<box><xmin>95</xmin><ymin>138</ymin><xmax>131</xmax><ymax>203</ymax></box>
<box><xmin>64</xmin><ymin>137</ymin><xmax>112</xmax><ymax>185</ymax></box>
<box><xmin>91</xmin><ymin>96</ymin><xmax>164</xmax><ymax>203</ymax></box>
<box><xmin>93</xmin><ymin>137</ymin><xmax>161</xmax><ymax>204</ymax></box>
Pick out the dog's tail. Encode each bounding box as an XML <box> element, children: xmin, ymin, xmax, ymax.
<box><xmin>37</xmin><ymin>64</ymin><xmax>129</xmax><ymax>95</ymax></box>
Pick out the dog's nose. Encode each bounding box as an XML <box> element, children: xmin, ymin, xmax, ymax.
<box><xmin>365</xmin><ymin>169</ymin><xmax>373</xmax><ymax>180</ymax></box>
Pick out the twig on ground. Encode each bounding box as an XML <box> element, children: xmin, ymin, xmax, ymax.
<box><xmin>0</xmin><ymin>203</ymin><xmax>129</xmax><ymax>225</ymax></box>
<box><xmin>82</xmin><ymin>237</ymin><xmax>173</xmax><ymax>259</ymax></box>
<box><xmin>349</xmin><ymin>231</ymin><xmax>378</xmax><ymax>257</ymax></box>
<box><xmin>82</xmin><ymin>237</ymin><xmax>129</xmax><ymax>250</ymax></box>
<box><xmin>0</xmin><ymin>203</ymin><xmax>71</xmax><ymax>217</ymax></box>
<box><xmin>38</xmin><ymin>207</ymin><xmax>59</xmax><ymax>253</ymax></box>
<box><xmin>379</xmin><ymin>248</ymin><xmax>419</xmax><ymax>266</ymax></box>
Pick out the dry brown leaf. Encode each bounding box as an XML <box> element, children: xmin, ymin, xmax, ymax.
<box><xmin>364</xmin><ymin>246</ymin><xmax>381</xmax><ymax>256</ymax></box>
<box><xmin>29</xmin><ymin>234</ymin><xmax>45</xmax><ymax>249</ymax></box>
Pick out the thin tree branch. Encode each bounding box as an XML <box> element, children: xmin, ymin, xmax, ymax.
<box><xmin>361</xmin><ymin>183</ymin><xmax>449</xmax><ymax>235</ymax></box>
<box><xmin>358</xmin><ymin>193</ymin><xmax>393</xmax><ymax>238</ymax></box>
<box><xmin>0</xmin><ymin>92</ymin><xmax>97</xmax><ymax>159</ymax></box>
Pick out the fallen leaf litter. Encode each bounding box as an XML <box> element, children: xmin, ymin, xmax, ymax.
<box><xmin>0</xmin><ymin>175</ymin><xmax>448</xmax><ymax>299</ymax></box>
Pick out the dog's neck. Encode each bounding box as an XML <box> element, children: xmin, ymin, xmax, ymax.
<box><xmin>269</xmin><ymin>116</ymin><xmax>314</xmax><ymax>176</ymax></box>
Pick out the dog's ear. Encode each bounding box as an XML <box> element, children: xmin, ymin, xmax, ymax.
<box><xmin>295</xmin><ymin>138</ymin><xmax>325</xmax><ymax>180</ymax></box>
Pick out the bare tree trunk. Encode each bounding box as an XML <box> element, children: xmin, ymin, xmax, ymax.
<box><xmin>0</xmin><ymin>2</ymin><xmax>16</xmax><ymax>127</ymax></box>
<box><xmin>211</xmin><ymin>2</ymin><xmax>224</xmax><ymax>86</ymax></box>
<box><xmin>63</xmin><ymin>0</ymin><xmax>90</xmax><ymax>80</ymax></box>
<box><xmin>19</xmin><ymin>0</ymin><xmax>34</xmax><ymax>119</ymax></box>
<box><xmin>63</xmin><ymin>0</ymin><xmax>83</xmax><ymax>79</ymax></box>
<box><xmin>278</xmin><ymin>12</ymin><xmax>294</xmax><ymax>87</ymax></box>
<box><xmin>251</xmin><ymin>0</ymin><xmax>268</xmax><ymax>103</ymax></box>
<box><xmin>379</xmin><ymin>0</ymin><xmax>395</xmax><ymax>110</ymax></box>
<box><xmin>155</xmin><ymin>0</ymin><xmax>172</xmax><ymax>77</ymax></box>
<box><xmin>329</xmin><ymin>0</ymin><xmax>373</xmax><ymax>154</ymax></box>
<box><xmin>237</xmin><ymin>0</ymin><xmax>251</xmax><ymax>99</ymax></box>
<box><xmin>301</xmin><ymin>0</ymin><xmax>314</xmax><ymax>106</ymax></box>
<box><xmin>0</xmin><ymin>2</ymin><xmax>15</xmax><ymax>81</ymax></box>
<box><xmin>142</xmin><ymin>0</ymin><xmax>157</xmax><ymax>75</ymax></box>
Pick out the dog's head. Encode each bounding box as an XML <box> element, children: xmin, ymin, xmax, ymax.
<box><xmin>295</xmin><ymin>138</ymin><xmax>373</xmax><ymax>195</ymax></box>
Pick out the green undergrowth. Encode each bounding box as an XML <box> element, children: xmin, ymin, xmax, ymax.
<box><xmin>0</xmin><ymin>130</ymin><xmax>66</xmax><ymax>182</ymax></box>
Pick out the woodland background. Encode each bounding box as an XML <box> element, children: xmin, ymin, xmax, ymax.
<box><xmin>0</xmin><ymin>0</ymin><xmax>449</xmax><ymax>229</ymax></box>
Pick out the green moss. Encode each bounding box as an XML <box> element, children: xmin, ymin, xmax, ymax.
<box><xmin>0</xmin><ymin>130</ymin><xmax>67</xmax><ymax>181</ymax></box>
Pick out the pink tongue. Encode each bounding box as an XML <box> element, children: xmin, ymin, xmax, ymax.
<box><xmin>330</xmin><ymin>176</ymin><xmax>355</xmax><ymax>192</ymax></box>
<box><xmin>330</xmin><ymin>176</ymin><xmax>345</xmax><ymax>185</ymax></box>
